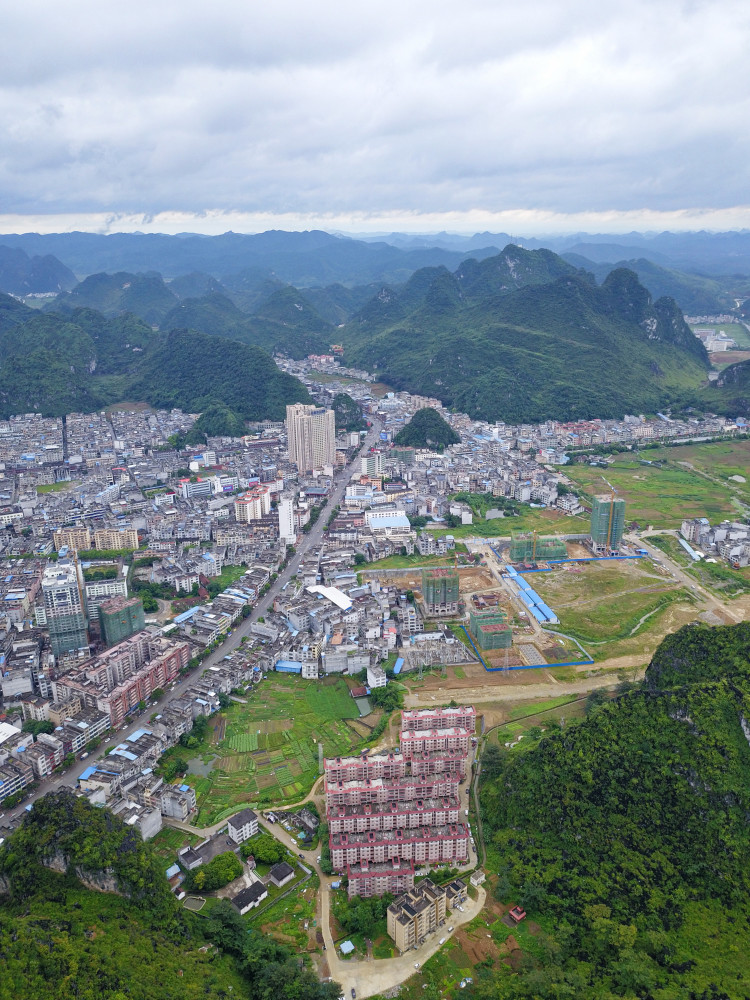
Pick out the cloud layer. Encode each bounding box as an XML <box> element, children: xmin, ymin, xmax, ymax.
<box><xmin>2</xmin><ymin>0</ymin><xmax>750</xmax><ymax>232</ymax></box>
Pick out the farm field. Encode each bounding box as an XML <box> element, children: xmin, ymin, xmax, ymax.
<box><xmin>530</xmin><ymin>559</ymin><xmax>698</xmax><ymax>659</ymax></box>
<box><xmin>564</xmin><ymin>450</ymin><xmax>747</xmax><ymax>528</ymax></box>
<box><xmin>428</xmin><ymin>507</ymin><xmax>589</xmax><ymax>539</ymax></box>
<box><xmin>176</xmin><ymin>675</ymin><xmax>364</xmax><ymax>826</ymax></box>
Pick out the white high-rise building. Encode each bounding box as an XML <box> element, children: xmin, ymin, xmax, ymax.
<box><xmin>278</xmin><ymin>497</ymin><xmax>296</xmax><ymax>545</ymax></box>
<box><xmin>234</xmin><ymin>486</ymin><xmax>272</xmax><ymax>522</ymax></box>
<box><xmin>286</xmin><ymin>404</ymin><xmax>335</xmax><ymax>473</ymax></box>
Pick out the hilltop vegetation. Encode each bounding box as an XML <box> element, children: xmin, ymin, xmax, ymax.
<box><xmin>478</xmin><ymin>622</ymin><xmax>750</xmax><ymax>998</ymax></box>
<box><xmin>562</xmin><ymin>253</ymin><xmax>739</xmax><ymax>315</ymax></box>
<box><xmin>0</xmin><ymin>292</ymin><xmax>309</xmax><ymax>420</ymax></box>
<box><xmin>340</xmin><ymin>248</ymin><xmax>711</xmax><ymax>423</ymax></box>
<box><xmin>0</xmin><ymin>791</ymin><xmax>341</xmax><ymax>1000</ymax></box>
<box><xmin>0</xmin><ymin>244</ymin><xmax>76</xmax><ymax>295</ymax></box>
<box><xmin>393</xmin><ymin>407</ymin><xmax>460</xmax><ymax>450</ymax></box>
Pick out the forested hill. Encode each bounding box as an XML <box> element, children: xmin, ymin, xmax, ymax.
<box><xmin>0</xmin><ymin>792</ymin><xmax>341</xmax><ymax>1000</ymax></box>
<box><xmin>478</xmin><ymin>621</ymin><xmax>750</xmax><ymax>998</ymax></box>
<box><xmin>340</xmin><ymin>246</ymin><xmax>711</xmax><ymax>423</ymax></box>
<box><xmin>0</xmin><ymin>292</ymin><xmax>310</xmax><ymax>420</ymax></box>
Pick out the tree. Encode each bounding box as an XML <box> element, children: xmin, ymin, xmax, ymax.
<box><xmin>250</xmin><ymin>834</ymin><xmax>286</xmax><ymax>865</ymax></box>
<box><xmin>370</xmin><ymin>685</ymin><xmax>403</xmax><ymax>712</ymax></box>
<box><xmin>353</xmin><ymin>553</ymin><xmax>366</xmax><ymax>565</ymax></box>
<box><xmin>22</xmin><ymin>719</ymin><xmax>54</xmax><ymax>737</ymax></box>
<box><xmin>183</xmin><ymin>851</ymin><xmax>242</xmax><ymax>892</ymax></box>
<box><xmin>142</xmin><ymin>593</ymin><xmax>158</xmax><ymax>613</ymax></box>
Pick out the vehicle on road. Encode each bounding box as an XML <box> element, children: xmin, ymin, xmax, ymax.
<box><xmin>351</xmin><ymin>989</ymin><xmax>356</xmax><ymax>998</ymax></box>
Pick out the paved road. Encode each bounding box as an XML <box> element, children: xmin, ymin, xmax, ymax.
<box><xmin>250</xmin><ymin>814</ymin><xmax>486</xmax><ymax>1000</ymax></box>
<box><xmin>631</xmin><ymin>530</ymin><xmax>743</xmax><ymax>623</ymax></box>
<box><xmin>4</xmin><ymin>420</ymin><xmax>382</xmax><ymax>827</ymax></box>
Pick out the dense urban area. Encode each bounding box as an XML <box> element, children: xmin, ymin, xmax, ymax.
<box><xmin>1</xmin><ymin>343</ymin><xmax>750</xmax><ymax>999</ymax></box>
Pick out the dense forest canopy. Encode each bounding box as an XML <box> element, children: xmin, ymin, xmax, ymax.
<box><xmin>0</xmin><ymin>791</ymin><xmax>342</xmax><ymax>1000</ymax></box>
<box><xmin>477</xmin><ymin>622</ymin><xmax>750</xmax><ymax>998</ymax></box>
<box><xmin>393</xmin><ymin>406</ymin><xmax>460</xmax><ymax>450</ymax></box>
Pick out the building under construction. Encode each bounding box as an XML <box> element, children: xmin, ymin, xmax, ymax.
<box><xmin>421</xmin><ymin>568</ymin><xmax>460</xmax><ymax>616</ymax></box>
<box><xmin>509</xmin><ymin>530</ymin><xmax>567</xmax><ymax>564</ymax></box>
<box><xmin>590</xmin><ymin>496</ymin><xmax>626</xmax><ymax>554</ymax></box>
<box><xmin>469</xmin><ymin>608</ymin><xmax>512</xmax><ymax>650</ymax></box>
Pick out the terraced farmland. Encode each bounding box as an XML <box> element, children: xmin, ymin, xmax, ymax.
<box><xmin>189</xmin><ymin>674</ymin><xmax>362</xmax><ymax>825</ymax></box>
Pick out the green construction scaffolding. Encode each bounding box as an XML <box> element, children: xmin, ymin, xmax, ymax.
<box><xmin>469</xmin><ymin>608</ymin><xmax>512</xmax><ymax>650</ymax></box>
<box><xmin>509</xmin><ymin>530</ymin><xmax>567</xmax><ymax>563</ymax></box>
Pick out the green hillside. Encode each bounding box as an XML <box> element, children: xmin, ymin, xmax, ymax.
<box><xmin>341</xmin><ymin>247</ymin><xmax>711</xmax><ymax>423</ymax></box>
<box><xmin>0</xmin><ymin>791</ymin><xmax>340</xmax><ymax>1000</ymax></box>
<box><xmin>131</xmin><ymin>328</ymin><xmax>311</xmax><ymax>419</ymax></box>
<box><xmin>702</xmin><ymin>358</ymin><xmax>750</xmax><ymax>416</ymax></box>
<box><xmin>563</xmin><ymin>253</ymin><xmax>740</xmax><ymax>315</ymax></box>
<box><xmin>0</xmin><ymin>244</ymin><xmax>76</xmax><ymax>295</ymax></box>
<box><xmin>51</xmin><ymin>271</ymin><xmax>179</xmax><ymax>325</ymax></box>
<box><xmin>0</xmin><ymin>292</ymin><xmax>310</xmax><ymax>420</ymax></box>
<box><xmin>478</xmin><ymin>622</ymin><xmax>750</xmax><ymax>999</ymax></box>
<box><xmin>393</xmin><ymin>406</ymin><xmax>459</xmax><ymax>450</ymax></box>
<box><xmin>160</xmin><ymin>286</ymin><xmax>333</xmax><ymax>358</ymax></box>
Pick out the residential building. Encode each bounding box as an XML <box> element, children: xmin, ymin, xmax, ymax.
<box><xmin>278</xmin><ymin>497</ymin><xmax>296</xmax><ymax>545</ymax></box>
<box><xmin>99</xmin><ymin>595</ymin><xmax>146</xmax><ymax>647</ymax></box>
<box><xmin>234</xmin><ymin>486</ymin><xmax>272</xmax><ymax>522</ymax></box>
<box><xmin>53</xmin><ymin>525</ymin><xmax>92</xmax><ymax>552</ymax></box>
<box><xmin>324</xmin><ymin>706</ymin><xmax>473</xmax><ymax>897</ymax></box>
<box><xmin>232</xmin><ymin>882</ymin><xmax>268</xmax><ymax>914</ymax></box>
<box><xmin>590</xmin><ymin>495</ymin><xmax>626</xmax><ymax>554</ymax></box>
<box><xmin>269</xmin><ymin>861</ymin><xmax>295</xmax><ymax>887</ymax></box>
<box><xmin>286</xmin><ymin>404</ymin><xmax>335</xmax><ymax>473</ymax></box>
<box><xmin>84</xmin><ymin>575</ymin><xmax>128</xmax><ymax>627</ymax></box>
<box><xmin>93</xmin><ymin>526</ymin><xmax>139</xmax><ymax>550</ymax></box>
<box><xmin>421</xmin><ymin>568</ymin><xmax>459</xmax><ymax>617</ymax></box>
<box><xmin>227</xmin><ymin>808</ymin><xmax>259</xmax><ymax>844</ymax></box>
<box><xmin>387</xmin><ymin>879</ymin><xmax>447</xmax><ymax>953</ymax></box>
<box><xmin>42</xmin><ymin>561</ymin><xmax>88</xmax><ymax>656</ymax></box>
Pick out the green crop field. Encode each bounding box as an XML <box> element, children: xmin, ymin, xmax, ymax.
<box><xmin>181</xmin><ymin>675</ymin><xmax>363</xmax><ymax>825</ymax></box>
<box><xmin>565</xmin><ymin>454</ymin><xmax>744</xmax><ymax>528</ymax></box>
<box><xmin>428</xmin><ymin>507</ymin><xmax>589</xmax><ymax>539</ymax></box>
<box><xmin>530</xmin><ymin>559</ymin><xmax>697</xmax><ymax>659</ymax></box>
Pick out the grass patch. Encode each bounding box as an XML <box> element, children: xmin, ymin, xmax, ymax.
<box><xmin>428</xmin><ymin>507</ymin><xmax>589</xmax><ymax>539</ymax></box>
<box><xmin>36</xmin><ymin>480</ymin><xmax>72</xmax><ymax>494</ymax></box>
<box><xmin>565</xmin><ymin>440</ymin><xmax>750</xmax><ymax>527</ymax></box>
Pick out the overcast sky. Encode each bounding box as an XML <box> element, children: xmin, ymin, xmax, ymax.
<box><xmin>2</xmin><ymin>0</ymin><xmax>750</xmax><ymax>235</ymax></box>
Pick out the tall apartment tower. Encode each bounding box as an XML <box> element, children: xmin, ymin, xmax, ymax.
<box><xmin>590</xmin><ymin>495</ymin><xmax>626</xmax><ymax>554</ymax></box>
<box><xmin>278</xmin><ymin>497</ymin><xmax>296</xmax><ymax>545</ymax></box>
<box><xmin>324</xmin><ymin>705</ymin><xmax>474</xmax><ymax>898</ymax></box>
<box><xmin>42</xmin><ymin>561</ymin><xmax>89</xmax><ymax>656</ymax></box>
<box><xmin>286</xmin><ymin>404</ymin><xmax>336</xmax><ymax>473</ymax></box>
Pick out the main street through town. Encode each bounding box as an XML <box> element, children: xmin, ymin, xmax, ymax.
<box><xmin>4</xmin><ymin>418</ymin><xmax>383</xmax><ymax>826</ymax></box>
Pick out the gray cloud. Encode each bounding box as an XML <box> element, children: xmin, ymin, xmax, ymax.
<box><xmin>1</xmin><ymin>0</ymin><xmax>750</xmax><ymax>229</ymax></box>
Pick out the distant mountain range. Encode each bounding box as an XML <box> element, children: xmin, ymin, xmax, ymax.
<box><xmin>1</xmin><ymin>238</ymin><xmax>748</xmax><ymax>424</ymax></box>
<box><xmin>338</xmin><ymin>246</ymin><xmax>711</xmax><ymax>423</ymax></box>
<box><xmin>5</xmin><ymin>227</ymin><xmax>750</xmax><ymax>318</ymax></box>
<box><xmin>0</xmin><ymin>245</ymin><xmax>76</xmax><ymax>296</ymax></box>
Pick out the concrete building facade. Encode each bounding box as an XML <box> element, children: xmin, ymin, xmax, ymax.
<box><xmin>286</xmin><ymin>404</ymin><xmax>335</xmax><ymax>473</ymax></box>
